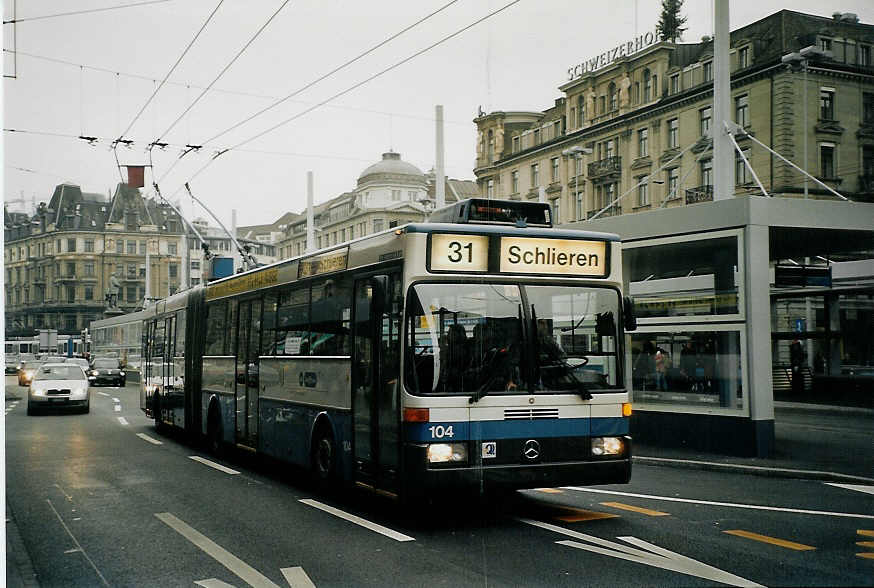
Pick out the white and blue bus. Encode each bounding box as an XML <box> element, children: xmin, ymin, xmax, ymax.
<box><xmin>96</xmin><ymin>199</ymin><xmax>636</xmax><ymax>499</ymax></box>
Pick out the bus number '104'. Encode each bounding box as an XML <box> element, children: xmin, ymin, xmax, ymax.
<box><xmin>429</xmin><ymin>425</ymin><xmax>454</xmax><ymax>439</ymax></box>
<box><xmin>447</xmin><ymin>241</ymin><xmax>473</xmax><ymax>263</ymax></box>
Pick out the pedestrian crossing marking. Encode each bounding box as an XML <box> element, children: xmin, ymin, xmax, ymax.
<box><xmin>555</xmin><ymin>508</ymin><xmax>619</xmax><ymax>523</ymax></box>
<box><xmin>723</xmin><ymin>529</ymin><xmax>815</xmax><ymax>551</ymax></box>
<box><xmin>600</xmin><ymin>501</ymin><xmax>670</xmax><ymax>516</ymax></box>
<box><xmin>534</xmin><ymin>488</ymin><xmax>564</xmax><ymax>494</ymax></box>
<box><xmin>858</xmin><ymin>530</ymin><xmax>874</xmax><ymax>538</ymax></box>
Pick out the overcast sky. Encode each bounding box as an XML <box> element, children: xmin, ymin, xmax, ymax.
<box><xmin>4</xmin><ymin>0</ymin><xmax>874</xmax><ymax>228</ymax></box>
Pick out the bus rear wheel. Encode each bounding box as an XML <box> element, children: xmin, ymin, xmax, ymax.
<box><xmin>312</xmin><ymin>427</ymin><xmax>335</xmax><ymax>484</ymax></box>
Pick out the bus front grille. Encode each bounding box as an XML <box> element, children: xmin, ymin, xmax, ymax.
<box><xmin>504</xmin><ymin>408</ymin><xmax>559</xmax><ymax>420</ymax></box>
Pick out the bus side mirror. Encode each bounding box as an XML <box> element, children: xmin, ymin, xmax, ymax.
<box><xmin>623</xmin><ymin>296</ymin><xmax>637</xmax><ymax>332</ymax></box>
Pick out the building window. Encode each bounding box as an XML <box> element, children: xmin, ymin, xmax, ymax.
<box><xmin>84</xmin><ymin>262</ymin><xmax>94</xmax><ymax>276</ymax></box>
<box><xmin>637</xmin><ymin>177</ymin><xmax>650</xmax><ymax>207</ymax></box>
<box><xmin>66</xmin><ymin>286</ymin><xmax>76</xmax><ymax>303</ymax></box>
<box><xmin>487</xmin><ymin>179</ymin><xmax>495</xmax><ymax>198</ymax></box>
<box><xmin>116</xmin><ymin>240</ymin><xmax>124</xmax><ymax>254</ymax></box>
<box><xmin>820</xmin><ymin>37</ymin><xmax>832</xmax><ymax>52</ymax></box>
<box><xmin>391</xmin><ymin>189</ymin><xmax>400</xmax><ymax>201</ymax></box>
<box><xmin>511</xmin><ymin>170</ymin><xmax>519</xmax><ymax>193</ymax></box>
<box><xmin>191</xmin><ymin>277</ymin><xmax>201</xmax><ymax>285</ymax></box>
<box><xmin>84</xmin><ymin>239</ymin><xmax>94</xmax><ymax>252</ymax></box>
<box><xmin>126</xmin><ymin>286</ymin><xmax>137</xmax><ymax>303</ymax></box>
<box><xmin>670</xmin><ymin>73</ymin><xmax>679</xmax><ymax>94</ymax></box>
<box><xmin>340</xmin><ymin>228</ymin><xmax>346</xmax><ymax>241</ymax></box>
<box><xmin>577</xmin><ymin>95</ymin><xmax>585</xmax><ymax>126</ymax></box>
<box><xmin>191</xmin><ymin>261</ymin><xmax>200</xmax><ymax>270</ymax></box>
<box><xmin>735</xmin><ymin>148</ymin><xmax>752</xmax><ymax>185</ymax></box>
<box><xmin>820</xmin><ymin>88</ymin><xmax>835</xmax><ymax>120</ymax></box>
<box><xmin>734</xmin><ymin>94</ymin><xmax>749</xmax><ymax>127</ymax></box>
<box><xmin>85</xmin><ymin>286</ymin><xmax>93</xmax><ymax>300</ymax></box>
<box><xmin>638</xmin><ymin>128</ymin><xmax>649</xmax><ymax>157</ymax></box>
<box><xmin>667</xmin><ymin>167</ymin><xmax>679</xmax><ymax>199</ymax></box>
<box><xmin>139</xmin><ymin>264</ymin><xmax>146</xmax><ymax>278</ymax></box>
<box><xmin>551</xmin><ymin>157</ymin><xmax>560</xmax><ymax>182</ymax></box>
<box><xmin>820</xmin><ymin>144</ymin><xmax>835</xmax><ymax>178</ymax></box>
<box><xmin>667</xmin><ymin>118</ymin><xmax>679</xmax><ymax>149</ymax></box>
<box><xmin>701</xmin><ymin>159</ymin><xmax>713</xmax><ymax>186</ymax></box>
<box><xmin>605</xmin><ymin>139</ymin><xmax>615</xmax><ymax>159</ymax></box>
<box><xmin>139</xmin><ymin>241</ymin><xmax>146</xmax><ymax>255</ymax></box>
<box><xmin>408</xmin><ymin>191</ymin><xmax>416</xmax><ymax>200</ymax></box>
<box><xmin>551</xmin><ymin>198</ymin><xmax>561</xmax><ymax>224</ymax></box>
<box><xmin>642</xmin><ymin>70</ymin><xmax>652</xmax><ymax>102</ymax></box>
<box><xmin>168</xmin><ymin>243</ymin><xmax>177</xmax><ymax>255</ymax></box>
<box><xmin>533</xmin><ymin>128</ymin><xmax>540</xmax><ymax>145</ymax></box>
<box><xmin>66</xmin><ymin>238</ymin><xmax>75</xmax><ymax>252</ymax></box>
<box><xmin>569</xmin><ymin>107</ymin><xmax>576</xmax><ymax>129</ymax></box>
<box><xmin>861</xmin><ymin>45</ymin><xmax>872</xmax><ymax>67</ymax></box>
<box><xmin>700</xmin><ymin>106</ymin><xmax>712</xmax><ymax>136</ymax></box>
<box><xmin>373</xmin><ymin>219</ymin><xmax>384</xmax><ymax>232</ymax></box>
<box><xmin>703</xmin><ymin>61</ymin><xmax>713</xmax><ymax>82</ymax></box>
<box><xmin>66</xmin><ymin>262</ymin><xmax>75</xmax><ymax>277</ymax></box>
<box><xmin>864</xmin><ymin>93</ymin><xmax>874</xmax><ymax>124</ymax></box>
<box><xmin>531</xmin><ymin>163</ymin><xmax>540</xmax><ymax>187</ymax></box>
<box><xmin>575</xmin><ymin>191</ymin><xmax>584</xmax><ymax>220</ymax></box>
<box><xmin>127</xmin><ymin>263</ymin><xmax>137</xmax><ymax>277</ymax></box>
<box><xmin>609</xmin><ymin>82</ymin><xmax>618</xmax><ymax>111</ymax></box>
<box><xmin>512</xmin><ymin>136</ymin><xmax>520</xmax><ymax>153</ymax></box>
<box><xmin>169</xmin><ymin>264</ymin><xmax>178</xmax><ymax>279</ymax></box>
<box><xmin>66</xmin><ymin>314</ymin><xmax>77</xmax><ymax>331</ymax></box>
<box><xmin>738</xmin><ymin>46</ymin><xmax>749</xmax><ymax>69</ymax></box>
<box><xmin>127</xmin><ymin>241</ymin><xmax>137</xmax><ymax>254</ymax></box>
<box><xmin>599</xmin><ymin>95</ymin><xmax>606</xmax><ymax>114</ymax></box>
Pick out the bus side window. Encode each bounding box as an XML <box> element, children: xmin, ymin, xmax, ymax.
<box><xmin>310</xmin><ymin>276</ymin><xmax>352</xmax><ymax>356</ymax></box>
<box><xmin>205</xmin><ymin>301</ymin><xmax>228</xmax><ymax>355</ymax></box>
<box><xmin>261</xmin><ymin>292</ymin><xmax>278</xmax><ymax>356</ymax></box>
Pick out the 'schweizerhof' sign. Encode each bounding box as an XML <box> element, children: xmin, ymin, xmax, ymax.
<box><xmin>298</xmin><ymin>248</ymin><xmax>349</xmax><ymax>278</ymax></box>
<box><xmin>206</xmin><ymin>267</ymin><xmax>279</xmax><ymax>300</ymax></box>
<box><xmin>499</xmin><ymin>237</ymin><xmax>607</xmax><ymax>276</ymax></box>
<box><xmin>567</xmin><ymin>30</ymin><xmax>658</xmax><ymax>81</ymax></box>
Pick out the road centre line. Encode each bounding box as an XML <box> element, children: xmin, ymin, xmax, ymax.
<box><xmin>281</xmin><ymin>566</ymin><xmax>317</xmax><ymax>588</ymax></box>
<box><xmin>299</xmin><ymin>499</ymin><xmax>414</xmax><ymax>542</ymax></box>
<box><xmin>189</xmin><ymin>456</ymin><xmax>240</xmax><ymax>475</ymax></box>
<box><xmin>136</xmin><ymin>433</ymin><xmax>163</xmax><ymax>445</ymax></box>
<box><xmin>156</xmin><ymin>512</ymin><xmax>281</xmax><ymax>588</ymax></box>
<box><xmin>723</xmin><ymin>529</ymin><xmax>815</xmax><ymax>551</ymax></box>
<box><xmin>97</xmin><ymin>392</ymin><xmax>110</xmax><ymax>397</ymax></box>
<box><xmin>117</xmin><ymin>417</ymin><xmax>129</xmax><ymax>426</ymax></box>
<box><xmin>195</xmin><ymin>580</ymin><xmax>236</xmax><ymax>588</ymax></box>
<box><xmin>564</xmin><ymin>487</ymin><xmax>874</xmax><ymax>520</ymax></box>
<box><xmin>601</xmin><ymin>502</ymin><xmax>670</xmax><ymax>516</ymax></box>
<box><xmin>826</xmin><ymin>483</ymin><xmax>874</xmax><ymax>496</ymax></box>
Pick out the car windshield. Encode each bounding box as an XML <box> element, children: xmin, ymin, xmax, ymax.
<box><xmin>34</xmin><ymin>366</ymin><xmax>86</xmax><ymax>381</ymax></box>
<box><xmin>404</xmin><ymin>283</ymin><xmax>622</xmax><ymax>396</ymax></box>
<box><xmin>92</xmin><ymin>359</ymin><xmax>119</xmax><ymax>369</ymax></box>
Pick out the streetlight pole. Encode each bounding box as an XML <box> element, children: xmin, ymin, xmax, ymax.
<box><xmin>562</xmin><ymin>145</ymin><xmax>593</xmax><ymax>221</ymax></box>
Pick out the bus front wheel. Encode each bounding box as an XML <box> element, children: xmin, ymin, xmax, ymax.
<box><xmin>312</xmin><ymin>426</ymin><xmax>335</xmax><ymax>483</ymax></box>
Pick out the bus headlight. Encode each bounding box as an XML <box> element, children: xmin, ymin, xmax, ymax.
<box><xmin>591</xmin><ymin>437</ymin><xmax>624</xmax><ymax>456</ymax></box>
<box><xmin>427</xmin><ymin>443</ymin><xmax>468</xmax><ymax>464</ymax></box>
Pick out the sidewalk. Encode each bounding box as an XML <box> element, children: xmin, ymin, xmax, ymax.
<box><xmin>633</xmin><ymin>401</ymin><xmax>874</xmax><ymax>484</ymax></box>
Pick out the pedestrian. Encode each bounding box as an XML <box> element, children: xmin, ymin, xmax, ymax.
<box><xmin>789</xmin><ymin>339</ymin><xmax>804</xmax><ymax>395</ymax></box>
<box><xmin>655</xmin><ymin>347</ymin><xmax>668</xmax><ymax>391</ymax></box>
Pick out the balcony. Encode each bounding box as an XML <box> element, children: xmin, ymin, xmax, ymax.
<box><xmin>685</xmin><ymin>185</ymin><xmax>714</xmax><ymax>204</ymax></box>
<box><xmin>587</xmin><ymin>156</ymin><xmax>622</xmax><ymax>179</ymax></box>
<box><xmin>587</xmin><ymin>205</ymin><xmax>622</xmax><ymax>219</ymax></box>
<box><xmin>55</xmin><ymin>274</ymin><xmax>77</xmax><ymax>283</ymax></box>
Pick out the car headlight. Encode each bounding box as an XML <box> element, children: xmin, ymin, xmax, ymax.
<box><xmin>31</xmin><ymin>388</ymin><xmax>45</xmax><ymax>396</ymax></box>
<box><xmin>119</xmin><ymin>371</ymin><xmax>125</xmax><ymax>377</ymax></box>
<box><xmin>427</xmin><ymin>443</ymin><xmax>468</xmax><ymax>464</ymax></box>
<box><xmin>24</xmin><ymin>370</ymin><xmax>35</xmax><ymax>380</ymax></box>
<box><xmin>591</xmin><ymin>436</ymin><xmax>624</xmax><ymax>456</ymax></box>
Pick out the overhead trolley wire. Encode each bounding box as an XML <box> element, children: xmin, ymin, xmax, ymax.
<box><xmin>203</xmin><ymin>0</ymin><xmax>461</xmax><ymax>145</ymax></box>
<box><xmin>3</xmin><ymin>0</ymin><xmax>172</xmax><ymax>25</ymax></box>
<box><xmin>167</xmin><ymin>0</ymin><xmax>523</xmax><ymax>198</ymax></box>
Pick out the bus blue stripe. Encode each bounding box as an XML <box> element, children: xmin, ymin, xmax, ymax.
<box><xmin>404</xmin><ymin>417</ymin><xmax>628</xmax><ymax>442</ymax></box>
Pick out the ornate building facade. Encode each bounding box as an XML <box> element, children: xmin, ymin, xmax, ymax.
<box><xmin>473</xmin><ymin>10</ymin><xmax>874</xmax><ymax>223</ymax></box>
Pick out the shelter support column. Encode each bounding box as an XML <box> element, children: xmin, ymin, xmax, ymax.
<box><xmin>826</xmin><ymin>293</ymin><xmax>841</xmax><ymax>376</ymax></box>
<box><xmin>745</xmin><ymin>224</ymin><xmax>774</xmax><ymax>457</ymax></box>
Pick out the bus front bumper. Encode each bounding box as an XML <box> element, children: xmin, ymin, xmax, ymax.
<box><xmin>403</xmin><ymin>441</ymin><xmax>631</xmax><ymax>495</ymax></box>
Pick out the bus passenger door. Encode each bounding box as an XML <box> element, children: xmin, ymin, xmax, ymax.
<box><xmin>352</xmin><ymin>274</ymin><xmax>401</xmax><ymax>493</ymax></box>
<box><xmin>234</xmin><ymin>299</ymin><xmax>260</xmax><ymax>447</ymax></box>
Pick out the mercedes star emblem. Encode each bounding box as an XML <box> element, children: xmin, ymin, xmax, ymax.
<box><xmin>523</xmin><ymin>439</ymin><xmax>541</xmax><ymax>461</ymax></box>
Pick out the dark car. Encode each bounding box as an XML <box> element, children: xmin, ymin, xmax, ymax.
<box><xmin>88</xmin><ymin>358</ymin><xmax>126</xmax><ymax>387</ymax></box>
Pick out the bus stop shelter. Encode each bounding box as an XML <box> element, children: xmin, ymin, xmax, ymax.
<box><xmin>571</xmin><ymin>195</ymin><xmax>874</xmax><ymax>457</ymax></box>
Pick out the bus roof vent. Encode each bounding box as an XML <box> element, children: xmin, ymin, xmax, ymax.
<box><xmin>428</xmin><ymin>198</ymin><xmax>553</xmax><ymax>227</ymax></box>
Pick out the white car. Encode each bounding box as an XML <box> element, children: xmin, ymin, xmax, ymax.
<box><xmin>27</xmin><ymin>363</ymin><xmax>90</xmax><ymax>415</ymax></box>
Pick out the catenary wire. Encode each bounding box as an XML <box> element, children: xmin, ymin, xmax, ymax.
<box><xmin>2</xmin><ymin>0</ymin><xmax>172</xmax><ymax>25</ymax></box>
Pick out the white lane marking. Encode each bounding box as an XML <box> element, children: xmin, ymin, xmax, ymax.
<box><xmin>112</xmin><ymin>397</ymin><xmax>120</xmax><ymax>403</ymax></box>
<box><xmin>189</xmin><ymin>456</ymin><xmax>240</xmax><ymax>475</ymax></box>
<box><xmin>299</xmin><ymin>499</ymin><xmax>414</xmax><ymax>542</ymax></box>
<box><xmin>281</xmin><ymin>567</ymin><xmax>316</xmax><ymax>588</ymax></box>
<box><xmin>97</xmin><ymin>392</ymin><xmax>110</xmax><ymax>397</ymax></box>
<box><xmin>826</xmin><ymin>483</ymin><xmax>874</xmax><ymax>496</ymax></box>
<box><xmin>117</xmin><ymin>417</ymin><xmax>129</xmax><ymax>426</ymax></box>
<box><xmin>47</xmin><ymin>499</ymin><xmax>110</xmax><ymax>586</ymax></box>
<box><xmin>564</xmin><ymin>486</ymin><xmax>874</xmax><ymax>520</ymax></box>
<box><xmin>64</xmin><ymin>548</ymin><xmax>80</xmax><ymax>554</ymax></box>
<box><xmin>636</xmin><ymin>455</ymin><xmax>872</xmax><ymax>482</ymax></box>
<box><xmin>156</xmin><ymin>512</ymin><xmax>281</xmax><ymax>588</ymax></box>
<box><xmin>195</xmin><ymin>579</ymin><xmax>238</xmax><ymax>588</ymax></box>
<box><xmin>114</xmin><ymin>404</ymin><xmax>122</xmax><ymax>412</ymax></box>
<box><xmin>137</xmin><ymin>433</ymin><xmax>163</xmax><ymax>445</ymax></box>
<box><xmin>519</xmin><ymin>518</ymin><xmax>762</xmax><ymax>588</ymax></box>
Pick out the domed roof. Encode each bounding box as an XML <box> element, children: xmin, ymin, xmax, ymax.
<box><xmin>358</xmin><ymin>151</ymin><xmax>424</xmax><ymax>181</ymax></box>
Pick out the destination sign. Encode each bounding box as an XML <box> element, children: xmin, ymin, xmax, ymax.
<box><xmin>206</xmin><ymin>267</ymin><xmax>279</xmax><ymax>301</ymax></box>
<box><xmin>429</xmin><ymin>234</ymin><xmax>489</xmax><ymax>273</ymax></box>
<box><xmin>298</xmin><ymin>248</ymin><xmax>349</xmax><ymax>278</ymax></box>
<box><xmin>499</xmin><ymin>237</ymin><xmax>606</xmax><ymax>276</ymax></box>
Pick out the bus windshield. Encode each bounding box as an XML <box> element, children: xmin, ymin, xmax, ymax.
<box><xmin>404</xmin><ymin>283</ymin><xmax>622</xmax><ymax>397</ymax></box>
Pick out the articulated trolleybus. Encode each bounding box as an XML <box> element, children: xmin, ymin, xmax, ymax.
<box><xmin>134</xmin><ymin>199</ymin><xmax>635</xmax><ymax>499</ymax></box>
